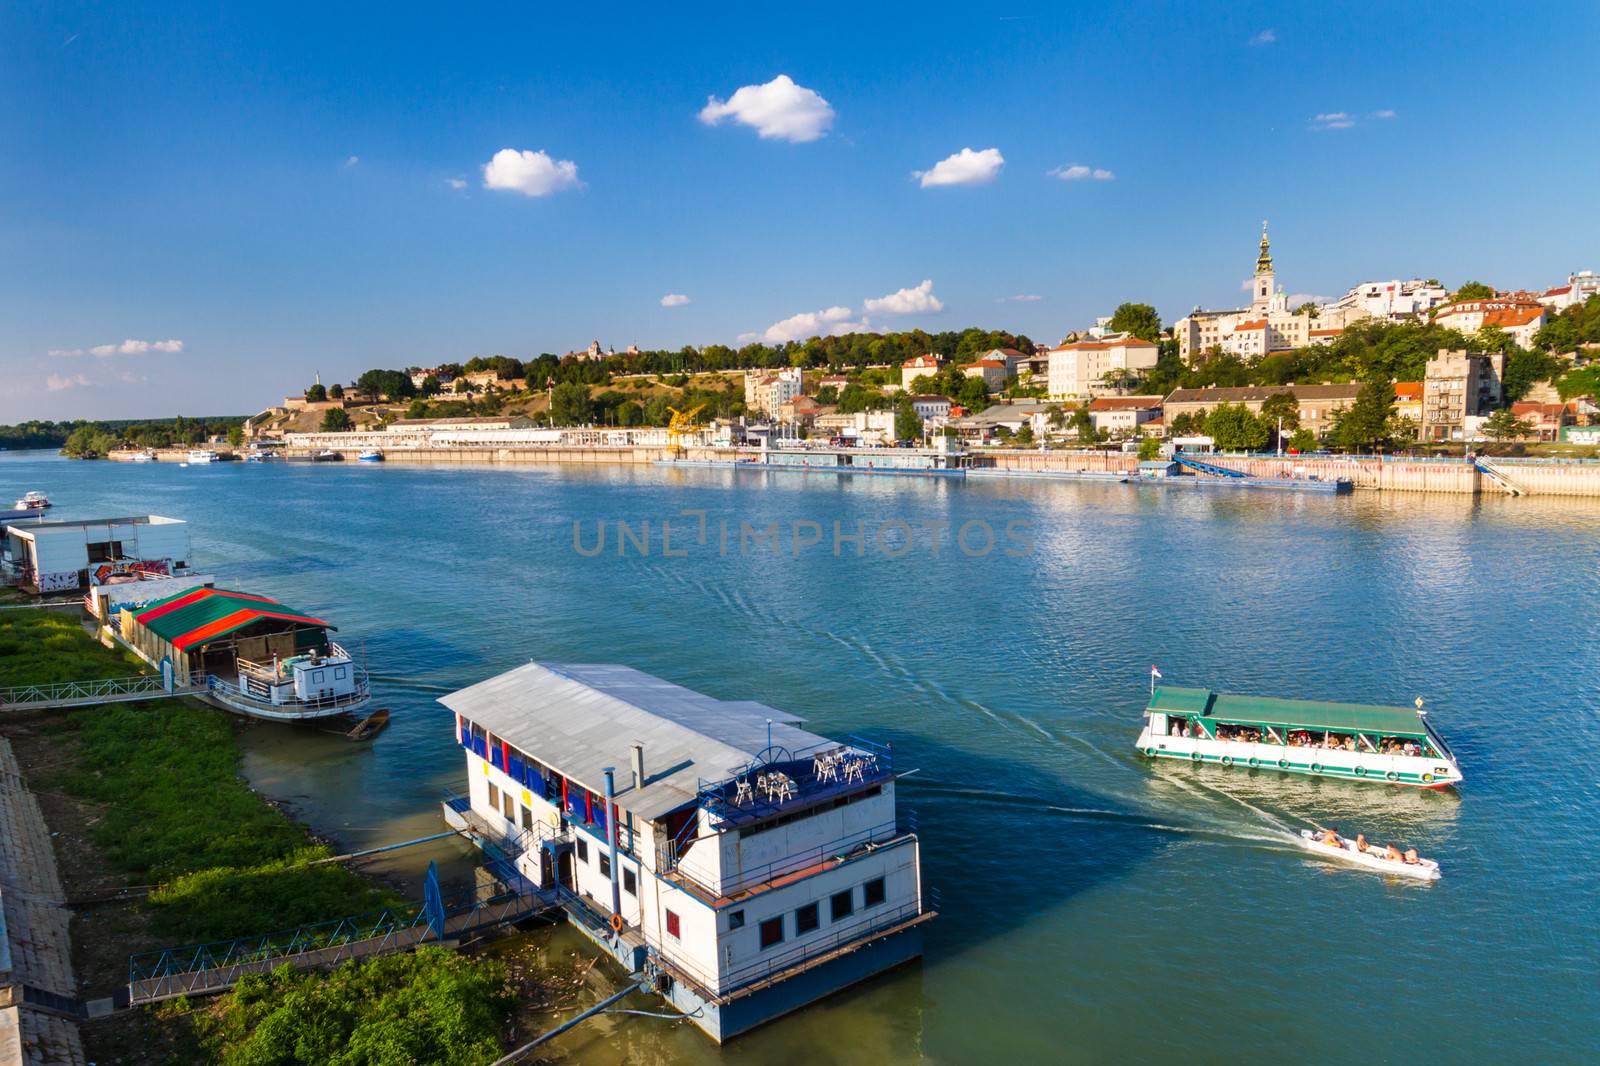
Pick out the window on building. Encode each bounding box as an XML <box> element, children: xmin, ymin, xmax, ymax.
<box><xmin>830</xmin><ymin>889</ymin><xmax>854</xmax><ymax>922</ymax></box>
<box><xmin>487</xmin><ymin>783</ymin><xmax>500</xmax><ymax>811</ymax></box>
<box><xmin>759</xmin><ymin>916</ymin><xmax>784</xmax><ymax>950</ymax></box>
<box><xmin>503</xmin><ymin>792</ymin><xmax>515</xmax><ymax>820</ymax></box>
<box><xmin>728</xmin><ymin>909</ymin><xmax>745</xmax><ymax>931</ymax></box>
<box><xmin>520</xmin><ymin>805</ymin><xmax>533</xmax><ymax>830</ymax></box>
<box><xmin>623</xmin><ymin>868</ymin><xmax>636</xmax><ymax>896</ymax></box>
<box><xmin>863</xmin><ymin>877</ymin><xmax>886</xmax><ymax>908</ymax></box>
<box><xmin>599</xmin><ymin>854</ymin><xmax>611</xmax><ymax>878</ymax></box>
<box><xmin>576</xmin><ymin>839</ymin><xmax>588</xmax><ymax>864</ymax></box>
<box><xmin>666</xmin><ymin>910</ymin><xmax>681</xmax><ymax>939</ymax></box>
<box><xmin>795</xmin><ymin>902</ymin><xmax>820</xmax><ymax>935</ymax></box>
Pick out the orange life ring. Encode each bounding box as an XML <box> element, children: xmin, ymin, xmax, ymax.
<box><xmin>610</xmin><ymin>913</ymin><xmax>624</xmax><ymax>933</ymax></box>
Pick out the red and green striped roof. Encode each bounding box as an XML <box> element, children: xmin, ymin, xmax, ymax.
<box><xmin>132</xmin><ymin>586</ymin><xmax>333</xmax><ymax>651</ymax></box>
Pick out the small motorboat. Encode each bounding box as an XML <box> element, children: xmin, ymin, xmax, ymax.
<box><xmin>187</xmin><ymin>449</ymin><xmax>219</xmax><ymax>464</ymax></box>
<box><xmin>313</xmin><ymin>449</ymin><xmax>343</xmax><ymax>462</ymax></box>
<box><xmin>346</xmin><ymin>707</ymin><xmax>391</xmax><ymax>741</ymax></box>
<box><xmin>1297</xmin><ymin>830</ymin><xmax>1441</xmax><ymax>880</ymax></box>
<box><xmin>129</xmin><ymin>450</ymin><xmax>157</xmax><ymax>463</ymax></box>
<box><xmin>14</xmin><ymin>491</ymin><xmax>51</xmax><ymax>511</ymax></box>
<box><xmin>357</xmin><ymin>450</ymin><xmax>383</xmax><ymax>463</ymax></box>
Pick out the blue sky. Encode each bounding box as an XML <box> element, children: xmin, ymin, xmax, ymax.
<box><xmin>4</xmin><ymin>1</ymin><xmax>1598</xmax><ymax>420</ymax></box>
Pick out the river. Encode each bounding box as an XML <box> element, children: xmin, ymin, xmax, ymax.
<box><xmin>4</xmin><ymin>450</ymin><xmax>1597</xmax><ymax>1063</ymax></box>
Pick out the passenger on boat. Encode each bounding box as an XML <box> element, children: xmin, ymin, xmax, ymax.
<box><xmin>1404</xmin><ymin>848</ymin><xmax>1419</xmax><ymax>865</ymax></box>
<box><xmin>1385</xmin><ymin>844</ymin><xmax>1403</xmax><ymax>862</ymax></box>
<box><xmin>1355</xmin><ymin>833</ymin><xmax>1368</xmax><ymax>853</ymax></box>
<box><xmin>1321</xmin><ymin>828</ymin><xmax>1341</xmax><ymax>846</ymax></box>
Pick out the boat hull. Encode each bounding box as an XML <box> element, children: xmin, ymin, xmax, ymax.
<box><xmin>1136</xmin><ymin>728</ymin><xmax>1462</xmax><ymax>788</ymax></box>
<box><xmin>202</xmin><ymin>689</ymin><xmax>369</xmax><ymax>722</ymax></box>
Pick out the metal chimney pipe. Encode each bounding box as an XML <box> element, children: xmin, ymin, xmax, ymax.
<box><xmin>630</xmin><ymin>742</ymin><xmax>644</xmax><ymax>790</ymax></box>
<box><xmin>603</xmin><ymin>767</ymin><xmax>622</xmax><ymax>927</ymax></box>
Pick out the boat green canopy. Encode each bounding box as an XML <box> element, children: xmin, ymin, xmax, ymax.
<box><xmin>1148</xmin><ymin>686</ymin><xmax>1426</xmax><ymax>735</ymax></box>
<box><xmin>132</xmin><ymin>586</ymin><xmax>332</xmax><ymax>651</ymax></box>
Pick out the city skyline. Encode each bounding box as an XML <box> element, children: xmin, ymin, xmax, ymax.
<box><xmin>5</xmin><ymin>1</ymin><xmax>1599</xmax><ymax>420</ymax></box>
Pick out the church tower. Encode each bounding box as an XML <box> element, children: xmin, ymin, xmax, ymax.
<box><xmin>1251</xmin><ymin>220</ymin><xmax>1274</xmax><ymax>312</ymax></box>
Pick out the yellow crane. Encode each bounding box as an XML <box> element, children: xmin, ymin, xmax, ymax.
<box><xmin>667</xmin><ymin>404</ymin><xmax>706</xmax><ymax>453</ymax></box>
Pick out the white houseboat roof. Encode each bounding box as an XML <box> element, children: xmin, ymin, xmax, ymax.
<box><xmin>440</xmin><ymin>662</ymin><xmax>821</xmax><ymax>821</ymax></box>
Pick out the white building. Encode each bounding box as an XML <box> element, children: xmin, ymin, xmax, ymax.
<box><xmin>743</xmin><ymin>367</ymin><xmax>802</xmax><ymax>419</ymax></box>
<box><xmin>908</xmin><ymin>395</ymin><xmax>952</xmax><ymax>422</ymax></box>
<box><xmin>1088</xmin><ymin>396</ymin><xmax>1164</xmax><ymax>438</ymax></box>
<box><xmin>1539</xmin><ymin>271</ymin><xmax>1600</xmax><ymax>312</ymax></box>
<box><xmin>1047</xmin><ymin>335</ymin><xmax>1159</xmax><ymax>400</ymax></box>
<box><xmin>441</xmin><ymin>663</ymin><xmax>930</xmax><ymax>1044</ymax></box>
<box><xmin>3</xmin><ymin>515</ymin><xmax>191</xmax><ymax>594</ymax></box>
<box><xmin>900</xmin><ymin>353</ymin><xmax>944</xmax><ymax>391</ymax></box>
<box><xmin>813</xmin><ymin>410</ymin><xmax>896</xmax><ymax>444</ymax></box>
<box><xmin>1322</xmin><ymin>279</ymin><xmax>1452</xmax><ymax>325</ymax></box>
<box><xmin>1432</xmin><ymin>297</ymin><xmax>1547</xmax><ymax>348</ymax></box>
<box><xmin>1173</xmin><ymin>223</ymin><xmax>1322</xmax><ymax>363</ymax></box>
<box><xmin>959</xmin><ymin>358</ymin><xmax>1011</xmax><ymax>390</ymax></box>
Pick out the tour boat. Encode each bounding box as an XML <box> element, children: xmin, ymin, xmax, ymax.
<box><xmin>313</xmin><ymin>449</ymin><xmax>342</xmax><ymax>462</ymax></box>
<box><xmin>186</xmin><ymin>449</ymin><xmax>219</xmax><ymax>464</ymax></box>
<box><xmin>1137</xmin><ymin>685</ymin><xmax>1463</xmax><ymax>788</ymax></box>
<box><xmin>1296</xmin><ymin>830</ymin><xmax>1441</xmax><ymax>880</ymax></box>
<box><xmin>130</xmin><ymin>450</ymin><xmax>157</xmax><ymax>463</ymax></box>
<box><xmin>357</xmin><ymin>450</ymin><xmax>383</xmax><ymax>463</ymax></box>
<box><xmin>13</xmin><ymin>491</ymin><xmax>51</xmax><ymax>511</ymax></box>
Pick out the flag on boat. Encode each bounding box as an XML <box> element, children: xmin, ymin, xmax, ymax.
<box><xmin>1150</xmin><ymin>665</ymin><xmax>1162</xmax><ymax>679</ymax></box>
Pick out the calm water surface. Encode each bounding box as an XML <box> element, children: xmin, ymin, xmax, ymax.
<box><xmin>4</xmin><ymin>451</ymin><xmax>1597</xmax><ymax>1063</ymax></box>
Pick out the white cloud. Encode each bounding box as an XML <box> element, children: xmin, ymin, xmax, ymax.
<box><xmin>863</xmin><ymin>279</ymin><xmax>944</xmax><ymax>316</ymax></box>
<box><xmin>998</xmin><ymin>294</ymin><xmax>1042</xmax><ymax>303</ymax></box>
<box><xmin>445</xmin><ymin>177</ymin><xmax>467</xmax><ymax>189</ymax></box>
<box><xmin>343</xmin><ymin>155</ymin><xmax>360</xmax><ymax>168</ymax></box>
<box><xmin>47</xmin><ymin>372</ymin><xmax>92</xmax><ymax>391</ymax></box>
<box><xmin>698</xmin><ymin>75</ymin><xmax>835</xmax><ymax>143</ymax></box>
<box><xmin>50</xmin><ymin>338</ymin><xmax>183</xmax><ymax>358</ymax></box>
<box><xmin>915</xmin><ymin>147</ymin><xmax>1004</xmax><ymax>188</ymax></box>
<box><xmin>482</xmin><ymin>148</ymin><xmax>582</xmax><ymax>197</ymax></box>
<box><xmin>660</xmin><ymin>293</ymin><xmax>691</xmax><ymax>308</ymax></box>
<box><xmin>758</xmin><ymin>306</ymin><xmax>866</xmax><ymax>344</ymax></box>
<box><xmin>1311</xmin><ymin>112</ymin><xmax>1356</xmax><ymax>130</ymax></box>
<box><xmin>1049</xmin><ymin>163</ymin><xmax>1114</xmax><ymax>181</ymax></box>
<box><xmin>1372</xmin><ymin>109</ymin><xmax>1396</xmax><ymax>120</ymax></box>
<box><xmin>1250</xmin><ymin>28</ymin><xmax>1277</xmax><ymax>46</ymax></box>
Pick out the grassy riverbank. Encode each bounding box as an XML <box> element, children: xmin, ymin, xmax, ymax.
<box><xmin>0</xmin><ymin>608</ymin><xmax>523</xmax><ymax>1065</ymax></box>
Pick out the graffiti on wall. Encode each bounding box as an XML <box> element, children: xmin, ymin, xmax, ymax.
<box><xmin>89</xmin><ymin>559</ymin><xmax>171</xmax><ymax>586</ymax></box>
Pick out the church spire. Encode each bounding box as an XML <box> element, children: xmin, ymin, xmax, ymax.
<box><xmin>1255</xmin><ymin>219</ymin><xmax>1273</xmax><ymax>275</ymax></box>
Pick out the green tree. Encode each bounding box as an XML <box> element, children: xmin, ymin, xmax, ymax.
<box><xmin>1137</xmin><ymin>436</ymin><xmax>1163</xmax><ymax>460</ymax></box>
<box><xmin>1069</xmin><ymin>405</ymin><xmax>1095</xmax><ymax>442</ymax></box>
<box><xmin>894</xmin><ymin>397</ymin><xmax>923</xmax><ymax>441</ymax></box>
<box><xmin>815</xmin><ymin>385</ymin><xmax>840</xmax><ymax>405</ymax></box>
<box><xmin>1203</xmin><ymin>403</ymin><xmax>1270</xmax><ymax>451</ymax></box>
<box><xmin>1501</xmin><ymin>347</ymin><xmax>1563</xmax><ymax>403</ymax></box>
<box><xmin>1330</xmin><ymin>378</ymin><xmax>1396</xmax><ymax>452</ymax></box>
<box><xmin>1015</xmin><ymin>423</ymin><xmax>1035</xmax><ymax>446</ymax></box>
<box><xmin>1288</xmin><ymin>428</ymin><xmax>1318</xmax><ymax>452</ymax></box>
<box><xmin>304</xmin><ymin>382</ymin><xmax>326</xmax><ymax>402</ymax></box>
<box><xmin>226</xmin><ymin>425</ymin><xmax>244</xmax><ymax>447</ymax></box>
<box><xmin>550</xmin><ymin>382</ymin><xmax>594</xmax><ymax>425</ymax></box>
<box><xmin>328</xmin><ymin>383</ymin><xmax>344</xmax><ymax>399</ymax></box>
<box><xmin>1108</xmin><ymin>303</ymin><xmax>1162</xmax><ymax>341</ymax></box>
<box><xmin>1557</xmin><ymin>363</ymin><xmax>1600</xmax><ymax>401</ymax></box>
<box><xmin>1454</xmin><ymin>281</ymin><xmax>1495</xmax><ymax>301</ymax></box>
<box><xmin>1293</xmin><ymin>301</ymin><xmax>1321</xmax><ymax>318</ymax></box>
<box><xmin>1482</xmin><ymin>408</ymin><xmax>1533</xmax><ymax>441</ymax></box>
<box><xmin>319</xmin><ymin>408</ymin><xmax>353</xmax><ymax>432</ymax></box>
<box><xmin>1258</xmin><ymin>392</ymin><xmax>1301</xmax><ymax>431</ymax></box>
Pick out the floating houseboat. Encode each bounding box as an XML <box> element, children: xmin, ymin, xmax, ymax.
<box><xmin>118</xmin><ymin>585</ymin><xmax>370</xmax><ymax>720</ymax></box>
<box><xmin>2</xmin><ymin>515</ymin><xmax>192</xmax><ymax>594</ymax></box>
<box><xmin>13</xmin><ymin>491</ymin><xmax>51</xmax><ymax>511</ymax></box>
<box><xmin>440</xmin><ymin>663</ymin><xmax>933</xmax><ymax>1043</ymax></box>
<box><xmin>186</xmin><ymin>449</ymin><xmax>219</xmax><ymax>464</ymax></box>
<box><xmin>1137</xmin><ymin>686</ymin><xmax>1462</xmax><ymax>788</ymax></box>
<box><xmin>129</xmin><ymin>450</ymin><xmax>158</xmax><ymax>462</ymax></box>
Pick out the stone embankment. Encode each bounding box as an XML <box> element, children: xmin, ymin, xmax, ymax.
<box><xmin>0</xmin><ymin>739</ymin><xmax>84</xmax><ymax>1066</ymax></box>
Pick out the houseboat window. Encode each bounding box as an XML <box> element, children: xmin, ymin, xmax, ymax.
<box><xmin>520</xmin><ymin>806</ymin><xmax>533</xmax><ymax>830</ymax></box>
<box><xmin>599</xmin><ymin>854</ymin><xmax>611</xmax><ymax>878</ymax></box>
<box><xmin>623</xmin><ymin>869</ymin><xmax>636</xmax><ymax>896</ymax></box>
<box><xmin>830</xmin><ymin>889</ymin><xmax>854</xmax><ymax>921</ymax></box>
<box><xmin>863</xmin><ymin>877</ymin><xmax>886</xmax><ymax>908</ymax></box>
<box><xmin>759</xmin><ymin>916</ymin><xmax>784</xmax><ymax>950</ymax></box>
<box><xmin>727</xmin><ymin>910</ymin><xmax>745</xmax><ymax>930</ymax></box>
<box><xmin>334</xmin><ymin>666</ymin><xmax>346</xmax><ymax>680</ymax></box>
<box><xmin>795</xmin><ymin>902</ymin><xmax>820</xmax><ymax>935</ymax></box>
<box><xmin>502</xmin><ymin>793</ymin><xmax>514</xmax><ymax>820</ymax></box>
<box><xmin>576</xmin><ymin>839</ymin><xmax>589</xmax><ymax>864</ymax></box>
<box><xmin>487</xmin><ymin>783</ymin><xmax>501</xmax><ymax>811</ymax></box>
<box><xmin>666</xmin><ymin>910</ymin><xmax>681</xmax><ymax>939</ymax></box>
<box><xmin>312</xmin><ymin>670</ymin><xmax>325</xmax><ymax>684</ymax></box>
<box><xmin>471</xmin><ymin>723</ymin><xmax>486</xmax><ymax>748</ymax></box>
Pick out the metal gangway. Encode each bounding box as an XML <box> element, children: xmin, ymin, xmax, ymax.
<box><xmin>1473</xmin><ymin>458</ymin><xmax>1525</xmax><ymax>496</ymax></box>
<box><xmin>1173</xmin><ymin>454</ymin><xmax>1251</xmax><ymax>479</ymax></box>
<box><xmin>126</xmin><ymin>879</ymin><xmax>557</xmax><ymax>1005</ymax></box>
<box><xmin>0</xmin><ymin>671</ymin><xmax>207</xmax><ymax>712</ymax></box>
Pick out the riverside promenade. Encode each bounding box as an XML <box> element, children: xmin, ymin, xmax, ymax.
<box><xmin>0</xmin><ymin>740</ymin><xmax>83</xmax><ymax>1066</ymax></box>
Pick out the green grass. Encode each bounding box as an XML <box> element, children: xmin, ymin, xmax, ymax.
<box><xmin>0</xmin><ymin>608</ymin><xmax>146</xmax><ymax>685</ymax></box>
<box><xmin>195</xmin><ymin>948</ymin><xmax>511</xmax><ymax>1066</ymax></box>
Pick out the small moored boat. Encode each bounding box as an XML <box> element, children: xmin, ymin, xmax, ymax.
<box><xmin>186</xmin><ymin>449</ymin><xmax>219</xmax><ymax>464</ymax></box>
<box><xmin>129</xmin><ymin>450</ymin><xmax>157</xmax><ymax>463</ymax></box>
<box><xmin>13</xmin><ymin>491</ymin><xmax>51</xmax><ymax>511</ymax></box>
<box><xmin>346</xmin><ymin>707</ymin><xmax>391</xmax><ymax>740</ymax></box>
<box><xmin>313</xmin><ymin>449</ymin><xmax>342</xmax><ymax>462</ymax></box>
<box><xmin>357</xmin><ymin>450</ymin><xmax>383</xmax><ymax>463</ymax></box>
<box><xmin>1297</xmin><ymin>830</ymin><xmax>1441</xmax><ymax>880</ymax></box>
